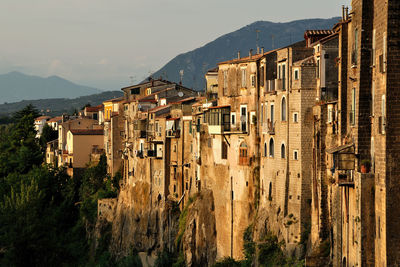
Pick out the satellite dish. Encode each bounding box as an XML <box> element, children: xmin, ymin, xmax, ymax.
<box><xmin>178</xmin><ymin>92</ymin><xmax>184</xmax><ymax>97</ymax></box>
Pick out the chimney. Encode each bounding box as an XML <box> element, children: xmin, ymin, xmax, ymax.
<box><xmin>257</xmin><ymin>47</ymin><xmax>260</xmax><ymax>54</ymax></box>
<box><xmin>342</xmin><ymin>5</ymin><xmax>345</xmax><ymax>21</ymax></box>
<box><xmin>238</xmin><ymin>51</ymin><xmax>241</xmax><ymax>59</ymax></box>
<box><xmin>249</xmin><ymin>49</ymin><xmax>253</xmax><ymax>59</ymax></box>
<box><xmin>345</xmin><ymin>7</ymin><xmax>349</xmax><ymax>20</ymax></box>
<box><xmin>261</xmin><ymin>47</ymin><xmax>264</xmax><ymax>54</ymax></box>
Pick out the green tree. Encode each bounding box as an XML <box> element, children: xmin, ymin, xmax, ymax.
<box><xmin>39</xmin><ymin>123</ymin><xmax>58</xmax><ymax>152</ymax></box>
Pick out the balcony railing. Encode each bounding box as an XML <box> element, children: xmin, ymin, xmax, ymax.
<box><xmin>337</xmin><ymin>173</ymin><xmax>354</xmax><ymax>187</ymax></box>
<box><xmin>166</xmin><ymin>129</ymin><xmax>180</xmax><ymax>138</ymax></box>
<box><xmin>277</xmin><ymin>79</ymin><xmax>285</xmax><ymax>91</ymax></box>
<box><xmin>265</xmin><ymin>79</ymin><xmax>276</xmax><ymax>93</ymax></box>
<box><xmin>267</xmin><ymin>119</ymin><xmax>275</xmax><ymax>135</ymax></box>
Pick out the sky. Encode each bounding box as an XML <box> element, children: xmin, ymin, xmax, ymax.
<box><xmin>0</xmin><ymin>0</ymin><xmax>351</xmax><ymax>90</ymax></box>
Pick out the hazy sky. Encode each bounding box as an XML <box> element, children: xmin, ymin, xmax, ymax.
<box><xmin>1</xmin><ymin>0</ymin><xmax>351</xmax><ymax>90</ymax></box>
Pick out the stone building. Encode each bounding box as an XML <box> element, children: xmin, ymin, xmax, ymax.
<box><xmin>309</xmin><ymin>1</ymin><xmax>400</xmax><ymax>266</ymax></box>
<box><xmin>257</xmin><ymin>41</ymin><xmax>316</xmax><ymax>256</ymax></box>
<box><xmin>57</xmin><ymin>117</ymin><xmax>102</xmax><ymax>172</ymax></box>
<box><xmin>200</xmin><ymin>51</ymin><xmax>263</xmax><ymax>259</ymax></box>
<box><xmin>103</xmin><ymin>97</ymin><xmax>125</xmax><ymax>176</ymax></box>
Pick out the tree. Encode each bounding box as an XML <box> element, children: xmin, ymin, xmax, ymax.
<box><xmin>39</xmin><ymin>124</ymin><xmax>58</xmax><ymax>153</ymax></box>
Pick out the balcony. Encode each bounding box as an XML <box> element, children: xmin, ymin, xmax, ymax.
<box><xmin>320</xmin><ymin>87</ymin><xmax>338</xmax><ymax>102</ymax></box>
<box><xmin>337</xmin><ymin>173</ymin><xmax>354</xmax><ymax>187</ymax></box>
<box><xmin>166</xmin><ymin>129</ymin><xmax>180</xmax><ymax>138</ymax></box>
<box><xmin>267</xmin><ymin>119</ymin><xmax>275</xmax><ymax>135</ymax></box>
<box><xmin>265</xmin><ymin>79</ymin><xmax>276</xmax><ymax>93</ymax></box>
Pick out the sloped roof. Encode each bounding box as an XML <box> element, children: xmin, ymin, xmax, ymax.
<box><xmin>35</xmin><ymin>116</ymin><xmax>51</xmax><ymax>121</ymax></box>
<box><xmin>85</xmin><ymin>105</ymin><xmax>103</xmax><ymax>112</ymax></box>
<box><xmin>69</xmin><ymin>129</ymin><xmax>103</xmax><ymax>135</ymax></box>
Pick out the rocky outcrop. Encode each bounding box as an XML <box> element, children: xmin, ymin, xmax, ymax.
<box><xmin>109</xmin><ymin>181</ymin><xmax>180</xmax><ymax>259</ymax></box>
<box><xmin>182</xmin><ymin>190</ymin><xmax>217</xmax><ymax>267</ymax></box>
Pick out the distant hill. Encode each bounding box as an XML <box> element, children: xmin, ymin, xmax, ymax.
<box><xmin>0</xmin><ymin>71</ymin><xmax>102</xmax><ymax>103</ymax></box>
<box><xmin>0</xmin><ymin>91</ymin><xmax>123</xmax><ymax>118</ymax></box>
<box><xmin>152</xmin><ymin>17</ymin><xmax>341</xmax><ymax>91</ymax></box>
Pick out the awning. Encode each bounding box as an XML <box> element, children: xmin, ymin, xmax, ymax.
<box><xmin>326</xmin><ymin>143</ymin><xmax>354</xmax><ymax>154</ymax></box>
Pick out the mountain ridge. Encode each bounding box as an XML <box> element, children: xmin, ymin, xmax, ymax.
<box><xmin>151</xmin><ymin>17</ymin><xmax>341</xmax><ymax>90</ymax></box>
<box><xmin>0</xmin><ymin>71</ymin><xmax>102</xmax><ymax>103</ymax></box>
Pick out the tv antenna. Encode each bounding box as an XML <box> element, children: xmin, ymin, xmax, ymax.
<box><xmin>256</xmin><ymin>29</ymin><xmax>261</xmax><ymax>53</ymax></box>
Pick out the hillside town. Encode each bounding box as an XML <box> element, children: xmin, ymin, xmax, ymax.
<box><xmin>31</xmin><ymin>0</ymin><xmax>400</xmax><ymax>266</ymax></box>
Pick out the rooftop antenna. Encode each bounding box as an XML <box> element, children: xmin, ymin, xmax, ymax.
<box><xmin>256</xmin><ymin>29</ymin><xmax>261</xmax><ymax>54</ymax></box>
<box><xmin>179</xmin><ymin>69</ymin><xmax>184</xmax><ymax>85</ymax></box>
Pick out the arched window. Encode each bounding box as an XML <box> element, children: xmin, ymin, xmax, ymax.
<box><xmin>281</xmin><ymin>143</ymin><xmax>286</xmax><ymax>158</ymax></box>
<box><xmin>281</xmin><ymin>96</ymin><xmax>287</xmax><ymax>121</ymax></box>
<box><xmin>269</xmin><ymin>138</ymin><xmax>274</xmax><ymax>157</ymax></box>
<box><xmin>264</xmin><ymin>142</ymin><xmax>267</xmax><ymax>157</ymax></box>
<box><xmin>239</xmin><ymin>142</ymin><xmax>249</xmax><ymax>165</ymax></box>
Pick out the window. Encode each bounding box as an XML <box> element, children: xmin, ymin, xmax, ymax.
<box><xmin>316</xmin><ymin>58</ymin><xmax>320</xmax><ymax>78</ymax></box>
<box><xmin>281</xmin><ymin>97</ymin><xmax>286</xmax><ymax>121</ymax></box>
<box><xmin>130</xmin><ymin>87</ymin><xmax>140</xmax><ymax>95</ymax></box>
<box><xmin>241</xmin><ymin>105</ymin><xmax>247</xmax><ymax>132</ymax></box>
<box><xmin>294</xmin><ymin>69</ymin><xmax>299</xmax><ymax>80</ymax></box>
<box><xmin>371</xmin><ymin>81</ymin><xmax>375</xmax><ymax>116</ymax></box>
<box><xmin>146</xmin><ymin>88</ymin><xmax>152</xmax><ymax>95</ymax></box>
<box><xmin>293</xmin><ymin>112</ymin><xmax>298</xmax><ymax>123</ymax></box>
<box><xmin>189</xmin><ymin>121</ymin><xmax>192</xmax><ymax>134</ymax></box>
<box><xmin>269</xmin><ymin>138</ymin><xmax>274</xmax><ymax>157</ymax></box>
<box><xmin>278</xmin><ymin>65</ymin><xmax>281</xmax><ymax>79</ymax></box>
<box><xmin>281</xmin><ymin>143</ymin><xmax>286</xmax><ymax>159</ymax></box>
<box><xmin>282</xmin><ymin>64</ymin><xmax>286</xmax><ymax>90</ymax></box>
<box><xmin>260</xmin><ymin>66</ymin><xmax>265</xmax><ymax>87</ymax></box>
<box><xmin>231</xmin><ymin>113</ymin><xmax>236</xmax><ymax>126</ymax></box>
<box><xmin>350</xmin><ymin>88</ymin><xmax>356</xmax><ymax>125</ymax></box>
<box><xmin>239</xmin><ymin>142</ymin><xmax>248</xmax><ymax>165</ymax></box>
<box><xmin>270</xmin><ymin>104</ymin><xmax>274</xmax><ymax>124</ymax></box>
<box><xmin>223</xmin><ymin>70</ymin><xmax>228</xmax><ymax>95</ymax></box>
<box><xmin>251</xmin><ymin>75</ymin><xmax>256</xmax><ymax>87</ymax></box>
<box><xmin>261</xmin><ymin>104</ymin><xmax>264</xmax><ymax>124</ymax></box>
<box><xmin>264</xmin><ymin>142</ymin><xmax>267</xmax><ymax>157</ymax></box>
<box><xmin>222</xmin><ymin>141</ymin><xmax>228</xmax><ymax>159</ymax></box>
<box><xmin>372</xmin><ymin>29</ymin><xmax>376</xmax><ymax>66</ymax></box>
<box><xmin>328</xmin><ymin>106</ymin><xmax>333</xmax><ymax>123</ymax></box>
<box><xmin>293</xmin><ymin>150</ymin><xmax>299</xmax><ymax>160</ymax></box>
<box><xmin>241</xmin><ymin>68</ymin><xmax>247</xmax><ymax>88</ymax></box>
<box><xmin>381</xmin><ymin>95</ymin><xmax>386</xmax><ymax>134</ymax></box>
<box><xmin>383</xmin><ymin>32</ymin><xmax>387</xmax><ymax>72</ymax></box>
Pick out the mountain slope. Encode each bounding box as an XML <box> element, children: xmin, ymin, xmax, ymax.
<box><xmin>152</xmin><ymin>17</ymin><xmax>341</xmax><ymax>90</ymax></box>
<box><xmin>0</xmin><ymin>71</ymin><xmax>101</xmax><ymax>103</ymax></box>
<box><xmin>0</xmin><ymin>91</ymin><xmax>123</xmax><ymax>118</ymax></box>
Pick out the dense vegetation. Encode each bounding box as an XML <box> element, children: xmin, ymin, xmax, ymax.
<box><xmin>0</xmin><ymin>105</ymin><xmax>126</xmax><ymax>266</ymax></box>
